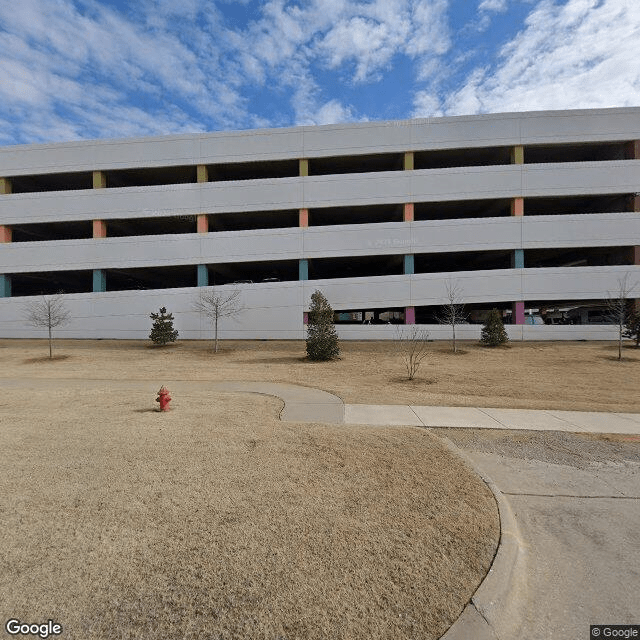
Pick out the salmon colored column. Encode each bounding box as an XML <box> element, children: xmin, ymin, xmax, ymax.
<box><xmin>0</xmin><ymin>225</ymin><xmax>11</xmax><ymax>243</ymax></box>
<box><xmin>197</xmin><ymin>214</ymin><xmax>208</xmax><ymax>234</ymax></box>
<box><xmin>299</xmin><ymin>208</ymin><xmax>309</xmax><ymax>227</ymax></box>
<box><xmin>92</xmin><ymin>220</ymin><xmax>106</xmax><ymax>238</ymax></box>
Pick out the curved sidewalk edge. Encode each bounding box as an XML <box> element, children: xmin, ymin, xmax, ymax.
<box><xmin>437</xmin><ymin>435</ymin><xmax>528</xmax><ymax>640</ymax></box>
<box><xmin>208</xmin><ymin>381</ymin><xmax>345</xmax><ymax>424</ymax></box>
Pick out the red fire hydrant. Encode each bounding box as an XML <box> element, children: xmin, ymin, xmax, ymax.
<box><xmin>156</xmin><ymin>386</ymin><xmax>172</xmax><ymax>412</ymax></box>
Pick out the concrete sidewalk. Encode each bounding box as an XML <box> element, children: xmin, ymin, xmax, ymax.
<box><xmin>344</xmin><ymin>403</ymin><xmax>640</xmax><ymax>434</ymax></box>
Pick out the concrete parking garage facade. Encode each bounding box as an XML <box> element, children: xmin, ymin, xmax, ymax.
<box><xmin>0</xmin><ymin>107</ymin><xmax>638</xmax><ymax>340</ymax></box>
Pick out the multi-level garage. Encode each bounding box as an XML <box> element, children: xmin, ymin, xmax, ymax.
<box><xmin>0</xmin><ymin>107</ymin><xmax>638</xmax><ymax>340</ymax></box>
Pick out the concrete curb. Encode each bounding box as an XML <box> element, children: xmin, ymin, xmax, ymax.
<box><xmin>437</xmin><ymin>435</ymin><xmax>528</xmax><ymax>640</ymax></box>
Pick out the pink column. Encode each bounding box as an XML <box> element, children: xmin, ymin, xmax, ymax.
<box><xmin>405</xmin><ymin>306</ymin><xmax>415</xmax><ymax>324</ymax></box>
<box><xmin>512</xmin><ymin>301</ymin><xmax>525</xmax><ymax>325</ymax></box>
<box><xmin>511</xmin><ymin>197</ymin><xmax>524</xmax><ymax>216</ymax></box>
<box><xmin>303</xmin><ymin>312</ymin><xmax>309</xmax><ymax>324</ymax></box>
<box><xmin>403</xmin><ymin>203</ymin><xmax>414</xmax><ymax>222</ymax></box>
<box><xmin>197</xmin><ymin>214</ymin><xmax>208</xmax><ymax>234</ymax></box>
<box><xmin>0</xmin><ymin>225</ymin><xmax>11</xmax><ymax>243</ymax></box>
<box><xmin>299</xmin><ymin>208</ymin><xmax>309</xmax><ymax>227</ymax></box>
<box><xmin>93</xmin><ymin>220</ymin><xmax>107</xmax><ymax>238</ymax></box>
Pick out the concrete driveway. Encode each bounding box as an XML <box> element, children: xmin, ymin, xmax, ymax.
<box><xmin>440</xmin><ymin>429</ymin><xmax>640</xmax><ymax>640</ymax></box>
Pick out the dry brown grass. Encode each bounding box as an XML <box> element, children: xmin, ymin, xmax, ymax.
<box><xmin>0</xmin><ymin>385</ymin><xmax>498</xmax><ymax>640</ymax></box>
<box><xmin>1</xmin><ymin>338</ymin><xmax>639</xmax><ymax>412</ymax></box>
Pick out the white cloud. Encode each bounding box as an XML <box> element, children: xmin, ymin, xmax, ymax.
<box><xmin>442</xmin><ymin>0</ymin><xmax>640</xmax><ymax>116</ymax></box>
<box><xmin>300</xmin><ymin>99</ymin><xmax>356</xmax><ymax>126</ymax></box>
<box><xmin>478</xmin><ymin>0</ymin><xmax>508</xmax><ymax>12</ymax></box>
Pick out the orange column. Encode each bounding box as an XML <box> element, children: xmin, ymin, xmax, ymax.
<box><xmin>0</xmin><ymin>225</ymin><xmax>11</xmax><ymax>243</ymax></box>
<box><xmin>299</xmin><ymin>208</ymin><xmax>309</xmax><ymax>227</ymax></box>
<box><xmin>512</xmin><ymin>145</ymin><xmax>525</xmax><ymax>324</ymax></box>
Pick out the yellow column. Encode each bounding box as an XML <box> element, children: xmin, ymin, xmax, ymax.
<box><xmin>0</xmin><ymin>177</ymin><xmax>12</xmax><ymax>194</ymax></box>
<box><xmin>403</xmin><ymin>151</ymin><xmax>414</xmax><ymax>171</ymax></box>
<box><xmin>197</xmin><ymin>164</ymin><xmax>208</xmax><ymax>183</ymax></box>
<box><xmin>511</xmin><ymin>145</ymin><xmax>524</xmax><ymax>165</ymax></box>
<box><xmin>299</xmin><ymin>159</ymin><xmax>309</xmax><ymax>177</ymax></box>
<box><xmin>92</xmin><ymin>170</ymin><xmax>106</xmax><ymax>189</ymax></box>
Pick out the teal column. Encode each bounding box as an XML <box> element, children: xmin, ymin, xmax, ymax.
<box><xmin>0</xmin><ymin>274</ymin><xmax>11</xmax><ymax>297</ymax></box>
<box><xmin>92</xmin><ymin>269</ymin><xmax>106</xmax><ymax>292</ymax></box>
<box><xmin>299</xmin><ymin>259</ymin><xmax>308</xmax><ymax>281</ymax></box>
<box><xmin>404</xmin><ymin>254</ymin><xmax>414</xmax><ymax>275</ymax></box>
<box><xmin>197</xmin><ymin>264</ymin><xmax>209</xmax><ymax>287</ymax></box>
<box><xmin>512</xmin><ymin>249</ymin><xmax>524</xmax><ymax>269</ymax></box>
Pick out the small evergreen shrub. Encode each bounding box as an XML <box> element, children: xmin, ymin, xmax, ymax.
<box><xmin>149</xmin><ymin>307</ymin><xmax>179</xmax><ymax>345</ymax></box>
<box><xmin>481</xmin><ymin>308</ymin><xmax>508</xmax><ymax>346</ymax></box>
<box><xmin>306</xmin><ymin>290</ymin><xmax>340</xmax><ymax>361</ymax></box>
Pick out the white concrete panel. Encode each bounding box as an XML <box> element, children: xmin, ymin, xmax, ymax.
<box><xmin>302</xmin><ymin>172</ymin><xmax>410</xmax><ymax>207</ymax></box>
<box><xmin>410</xmin><ymin>217</ymin><xmax>522</xmax><ymax>252</ymax></box>
<box><xmin>520</xmin><ymin>109</ymin><xmax>640</xmax><ymax>144</ymax></box>
<box><xmin>302</xmin><ymin>223</ymin><xmax>411</xmax><ymax>257</ymax></box>
<box><xmin>199</xmin><ymin>127</ymin><xmax>304</xmax><ymax>163</ymax></box>
<box><xmin>303</xmin><ymin>276</ymin><xmax>411</xmax><ymax>308</ymax></box>
<box><xmin>522</xmin><ymin>265</ymin><xmax>640</xmax><ymax>299</ymax></box>
<box><xmin>410</xmin><ymin>270</ymin><xmax>524</xmax><ymax>306</ymax></box>
<box><xmin>411</xmin><ymin>113</ymin><xmax>521</xmax><ymax>149</ymax></box>
<box><xmin>410</xmin><ymin>166</ymin><xmax>522</xmax><ymax>201</ymax></box>
<box><xmin>522</xmin><ymin>213</ymin><xmax>640</xmax><ymax>248</ymax></box>
<box><xmin>522</xmin><ymin>161</ymin><xmax>640</xmax><ymax>196</ymax></box>
<box><xmin>302</xmin><ymin>121</ymin><xmax>412</xmax><ymax>156</ymax></box>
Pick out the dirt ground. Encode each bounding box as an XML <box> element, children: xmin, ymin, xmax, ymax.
<box><xmin>1</xmin><ymin>338</ymin><xmax>638</xmax><ymax>412</ymax></box>
<box><xmin>0</xmin><ymin>383</ymin><xmax>498</xmax><ymax>640</ymax></box>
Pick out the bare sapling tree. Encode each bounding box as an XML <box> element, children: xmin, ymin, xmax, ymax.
<box><xmin>394</xmin><ymin>325</ymin><xmax>430</xmax><ymax>380</ymax></box>
<box><xmin>438</xmin><ymin>279</ymin><xmax>467</xmax><ymax>353</ymax></box>
<box><xmin>193</xmin><ymin>287</ymin><xmax>244</xmax><ymax>353</ymax></box>
<box><xmin>23</xmin><ymin>294</ymin><xmax>71</xmax><ymax>359</ymax></box>
<box><xmin>607</xmin><ymin>273</ymin><xmax>637</xmax><ymax>361</ymax></box>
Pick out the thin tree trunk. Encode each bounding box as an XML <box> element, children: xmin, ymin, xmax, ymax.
<box><xmin>215</xmin><ymin>315</ymin><xmax>219</xmax><ymax>353</ymax></box>
<box><xmin>48</xmin><ymin>325</ymin><xmax>52</xmax><ymax>359</ymax></box>
<box><xmin>452</xmin><ymin>322</ymin><xmax>457</xmax><ymax>353</ymax></box>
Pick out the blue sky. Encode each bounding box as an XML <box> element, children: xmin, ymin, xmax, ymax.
<box><xmin>0</xmin><ymin>0</ymin><xmax>638</xmax><ymax>145</ymax></box>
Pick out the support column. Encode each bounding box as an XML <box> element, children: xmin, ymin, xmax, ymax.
<box><xmin>197</xmin><ymin>264</ymin><xmax>209</xmax><ymax>287</ymax></box>
<box><xmin>511</xmin><ymin>197</ymin><xmax>524</xmax><ymax>216</ymax></box>
<box><xmin>403</xmin><ymin>203</ymin><xmax>414</xmax><ymax>222</ymax></box>
<box><xmin>93</xmin><ymin>219</ymin><xmax>107</xmax><ymax>238</ymax></box>
<box><xmin>93</xmin><ymin>269</ymin><xmax>106</xmax><ymax>293</ymax></box>
<box><xmin>404</xmin><ymin>254</ymin><xmax>414</xmax><ymax>275</ymax></box>
<box><xmin>0</xmin><ymin>274</ymin><xmax>11</xmax><ymax>297</ymax></box>
<box><xmin>626</xmin><ymin>140</ymin><xmax>640</xmax><ymax>160</ymax></box>
<box><xmin>197</xmin><ymin>164</ymin><xmax>209</xmax><ymax>184</ymax></box>
<box><xmin>0</xmin><ymin>225</ymin><xmax>12</xmax><ymax>243</ymax></box>
<box><xmin>405</xmin><ymin>306</ymin><xmax>415</xmax><ymax>325</ymax></box>
<box><xmin>512</xmin><ymin>249</ymin><xmax>524</xmax><ymax>269</ymax></box>
<box><xmin>303</xmin><ymin>312</ymin><xmax>309</xmax><ymax>325</ymax></box>
<box><xmin>0</xmin><ymin>177</ymin><xmax>12</xmax><ymax>194</ymax></box>
<box><xmin>299</xmin><ymin>208</ymin><xmax>309</xmax><ymax>227</ymax></box>
<box><xmin>197</xmin><ymin>214</ymin><xmax>208</xmax><ymax>234</ymax></box>
<box><xmin>511</xmin><ymin>145</ymin><xmax>524</xmax><ymax>165</ymax></box>
<box><xmin>403</xmin><ymin>151</ymin><xmax>414</xmax><ymax>171</ymax></box>
<box><xmin>299</xmin><ymin>259</ymin><xmax>308</xmax><ymax>281</ymax></box>
<box><xmin>512</xmin><ymin>301</ymin><xmax>525</xmax><ymax>325</ymax></box>
<box><xmin>92</xmin><ymin>170</ymin><xmax>106</xmax><ymax>189</ymax></box>
<box><xmin>299</xmin><ymin>159</ymin><xmax>309</xmax><ymax>177</ymax></box>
